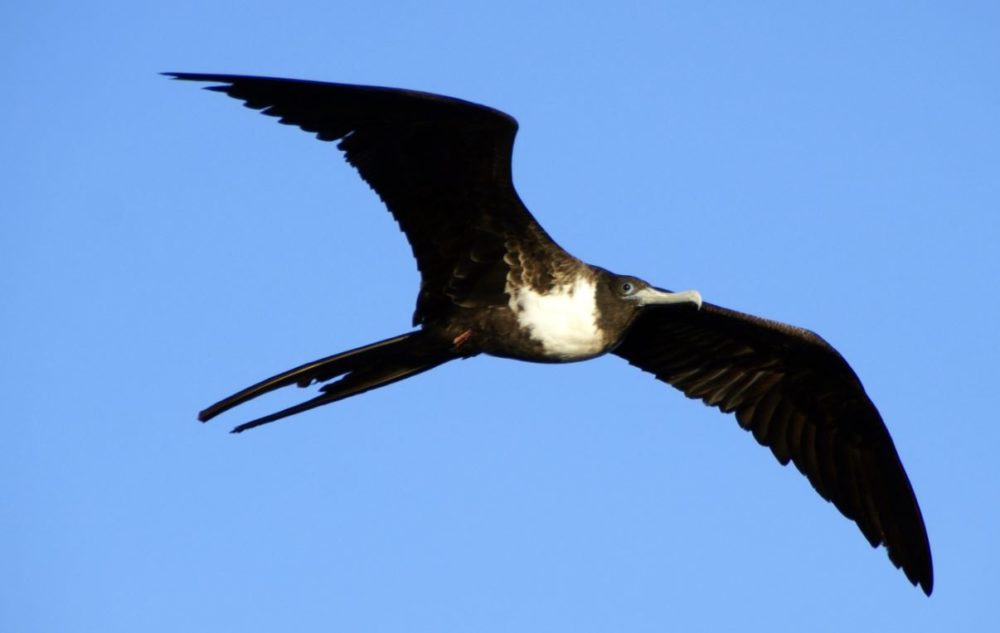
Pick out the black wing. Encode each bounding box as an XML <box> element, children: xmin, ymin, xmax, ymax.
<box><xmin>613</xmin><ymin>301</ymin><xmax>933</xmax><ymax>594</ymax></box>
<box><xmin>167</xmin><ymin>73</ymin><xmax>559</xmax><ymax>324</ymax></box>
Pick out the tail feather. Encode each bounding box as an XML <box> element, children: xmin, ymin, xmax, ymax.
<box><xmin>199</xmin><ymin>331</ymin><xmax>458</xmax><ymax>432</ymax></box>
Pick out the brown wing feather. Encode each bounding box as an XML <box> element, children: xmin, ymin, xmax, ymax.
<box><xmin>613</xmin><ymin>301</ymin><xmax>933</xmax><ymax>594</ymax></box>
<box><xmin>166</xmin><ymin>73</ymin><xmax>560</xmax><ymax>324</ymax></box>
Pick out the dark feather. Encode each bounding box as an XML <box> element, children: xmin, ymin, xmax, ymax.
<box><xmin>165</xmin><ymin>73</ymin><xmax>560</xmax><ymax>324</ymax></box>
<box><xmin>613</xmin><ymin>301</ymin><xmax>933</xmax><ymax>595</ymax></box>
<box><xmin>199</xmin><ymin>332</ymin><xmax>459</xmax><ymax>433</ymax></box>
<box><xmin>171</xmin><ymin>73</ymin><xmax>932</xmax><ymax>594</ymax></box>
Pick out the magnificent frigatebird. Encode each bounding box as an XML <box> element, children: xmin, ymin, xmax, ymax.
<box><xmin>168</xmin><ymin>73</ymin><xmax>932</xmax><ymax>595</ymax></box>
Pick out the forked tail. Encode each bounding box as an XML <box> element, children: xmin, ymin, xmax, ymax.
<box><xmin>199</xmin><ymin>331</ymin><xmax>459</xmax><ymax>433</ymax></box>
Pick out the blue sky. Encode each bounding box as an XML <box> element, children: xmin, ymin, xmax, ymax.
<box><xmin>4</xmin><ymin>2</ymin><xmax>998</xmax><ymax>631</ymax></box>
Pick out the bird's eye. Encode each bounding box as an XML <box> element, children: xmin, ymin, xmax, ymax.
<box><xmin>620</xmin><ymin>281</ymin><xmax>635</xmax><ymax>295</ymax></box>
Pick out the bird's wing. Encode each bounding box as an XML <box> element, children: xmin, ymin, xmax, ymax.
<box><xmin>167</xmin><ymin>73</ymin><xmax>559</xmax><ymax>324</ymax></box>
<box><xmin>612</xmin><ymin>301</ymin><xmax>933</xmax><ymax>594</ymax></box>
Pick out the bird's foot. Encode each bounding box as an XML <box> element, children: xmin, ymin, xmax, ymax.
<box><xmin>452</xmin><ymin>329</ymin><xmax>473</xmax><ymax>350</ymax></box>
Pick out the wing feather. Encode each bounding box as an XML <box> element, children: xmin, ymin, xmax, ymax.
<box><xmin>167</xmin><ymin>73</ymin><xmax>561</xmax><ymax>323</ymax></box>
<box><xmin>613</xmin><ymin>301</ymin><xmax>933</xmax><ymax>594</ymax></box>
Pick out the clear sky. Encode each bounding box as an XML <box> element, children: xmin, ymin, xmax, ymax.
<box><xmin>4</xmin><ymin>2</ymin><xmax>998</xmax><ymax>631</ymax></box>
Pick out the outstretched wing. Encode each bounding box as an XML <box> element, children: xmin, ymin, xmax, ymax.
<box><xmin>167</xmin><ymin>73</ymin><xmax>558</xmax><ymax>324</ymax></box>
<box><xmin>613</xmin><ymin>301</ymin><xmax>933</xmax><ymax>594</ymax></box>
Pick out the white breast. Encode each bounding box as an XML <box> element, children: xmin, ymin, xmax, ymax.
<box><xmin>509</xmin><ymin>276</ymin><xmax>605</xmax><ymax>360</ymax></box>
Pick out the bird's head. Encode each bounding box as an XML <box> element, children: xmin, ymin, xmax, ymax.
<box><xmin>593</xmin><ymin>268</ymin><xmax>703</xmax><ymax>336</ymax></box>
<box><xmin>610</xmin><ymin>275</ymin><xmax>703</xmax><ymax>310</ymax></box>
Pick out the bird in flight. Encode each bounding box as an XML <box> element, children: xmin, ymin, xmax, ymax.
<box><xmin>168</xmin><ymin>73</ymin><xmax>932</xmax><ymax>595</ymax></box>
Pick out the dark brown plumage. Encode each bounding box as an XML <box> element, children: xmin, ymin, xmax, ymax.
<box><xmin>169</xmin><ymin>73</ymin><xmax>932</xmax><ymax>595</ymax></box>
<box><xmin>614</xmin><ymin>303</ymin><xmax>932</xmax><ymax>593</ymax></box>
<box><xmin>173</xmin><ymin>73</ymin><xmax>556</xmax><ymax>326</ymax></box>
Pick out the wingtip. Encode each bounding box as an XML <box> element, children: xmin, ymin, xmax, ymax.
<box><xmin>162</xmin><ymin>72</ymin><xmax>232</xmax><ymax>85</ymax></box>
<box><xmin>898</xmin><ymin>548</ymin><xmax>933</xmax><ymax>596</ymax></box>
<box><xmin>918</xmin><ymin>570</ymin><xmax>934</xmax><ymax>596</ymax></box>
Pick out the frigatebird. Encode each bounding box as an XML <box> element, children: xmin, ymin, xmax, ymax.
<box><xmin>169</xmin><ymin>73</ymin><xmax>933</xmax><ymax>595</ymax></box>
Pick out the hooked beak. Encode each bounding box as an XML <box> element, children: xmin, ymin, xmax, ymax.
<box><xmin>632</xmin><ymin>287</ymin><xmax>703</xmax><ymax>309</ymax></box>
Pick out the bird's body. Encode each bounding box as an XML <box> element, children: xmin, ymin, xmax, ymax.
<box><xmin>509</xmin><ymin>271</ymin><xmax>606</xmax><ymax>359</ymax></box>
<box><xmin>169</xmin><ymin>73</ymin><xmax>933</xmax><ymax>595</ymax></box>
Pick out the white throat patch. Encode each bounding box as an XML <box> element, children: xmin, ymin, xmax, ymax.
<box><xmin>510</xmin><ymin>276</ymin><xmax>605</xmax><ymax>360</ymax></box>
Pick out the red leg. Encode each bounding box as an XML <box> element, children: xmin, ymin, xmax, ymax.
<box><xmin>452</xmin><ymin>329</ymin><xmax>473</xmax><ymax>350</ymax></box>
